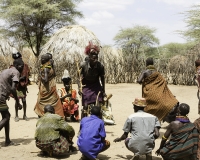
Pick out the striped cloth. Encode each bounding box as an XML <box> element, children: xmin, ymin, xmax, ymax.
<box><xmin>142</xmin><ymin>71</ymin><xmax>178</xmax><ymax>121</ymax></box>
<box><xmin>160</xmin><ymin>123</ymin><xmax>198</xmax><ymax>160</ymax></box>
<box><xmin>193</xmin><ymin>117</ymin><xmax>200</xmax><ymax>160</ymax></box>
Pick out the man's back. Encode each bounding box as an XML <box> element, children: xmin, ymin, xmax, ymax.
<box><xmin>0</xmin><ymin>67</ymin><xmax>20</xmax><ymax>99</ymax></box>
<box><xmin>77</xmin><ymin>115</ymin><xmax>106</xmax><ymax>158</ymax></box>
<box><xmin>35</xmin><ymin>113</ymin><xmax>68</xmax><ymax>142</ymax></box>
<box><xmin>123</xmin><ymin>110</ymin><xmax>160</xmax><ymax>155</ymax></box>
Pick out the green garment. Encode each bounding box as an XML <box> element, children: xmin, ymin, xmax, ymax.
<box><xmin>35</xmin><ymin>112</ymin><xmax>74</xmax><ymax>142</ymax></box>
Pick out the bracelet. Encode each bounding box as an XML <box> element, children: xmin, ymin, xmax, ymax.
<box><xmin>162</xmin><ymin>135</ymin><xmax>168</xmax><ymax>140</ymax></box>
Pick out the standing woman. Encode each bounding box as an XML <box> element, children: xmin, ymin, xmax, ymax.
<box><xmin>34</xmin><ymin>53</ymin><xmax>64</xmax><ymax>117</ymax></box>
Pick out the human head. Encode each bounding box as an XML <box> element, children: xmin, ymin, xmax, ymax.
<box><xmin>195</xmin><ymin>59</ymin><xmax>200</xmax><ymax>67</ymax></box>
<box><xmin>178</xmin><ymin>103</ymin><xmax>190</xmax><ymax>116</ymax></box>
<box><xmin>41</xmin><ymin>54</ymin><xmax>50</xmax><ymax>64</ymax></box>
<box><xmin>132</xmin><ymin>97</ymin><xmax>146</xmax><ymax>112</ymax></box>
<box><xmin>44</xmin><ymin>105</ymin><xmax>55</xmax><ymax>114</ymax></box>
<box><xmin>85</xmin><ymin>41</ymin><xmax>100</xmax><ymax>65</ymax></box>
<box><xmin>13</xmin><ymin>58</ymin><xmax>24</xmax><ymax>73</ymax></box>
<box><xmin>46</xmin><ymin>53</ymin><xmax>52</xmax><ymax>59</ymax></box>
<box><xmin>12</xmin><ymin>52</ymin><xmax>22</xmax><ymax>59</ymax></box>
<box><xmin>146</xmin><ymin>57</ymin><xmax>154</xmax><ymax>66</ymax></box>
<box><xmin>91</xmin><ymin>106</ymin><xmax>101</xmax><ymax>116</ymax></box>
<box><xmin>61</xmin><ymin>69</ymin><xmax>71</xmax><ymax>91</ymax></box>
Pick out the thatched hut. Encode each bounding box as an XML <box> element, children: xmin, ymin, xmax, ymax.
<box><xmin>40</xmin><ymin>25</ymin><xmax>101</xmax><ymax>82</ymax></box>
<box><xmin>41</xmin><ymin>25</ymin><xmax>100</xmax><ymax>61</ymax></box>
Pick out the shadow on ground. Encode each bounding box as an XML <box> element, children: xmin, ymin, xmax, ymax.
<box><xmin>0</xmin><ymin>137</ymin><xmax>34</xmax><ymax>146</ymax></box>
<box><xmin>98</xmin><ymin>154</ymin><xmax>111</xmax><ymax>160</ymax></box>
<box><xmin>116</xmin><ymin>154</ymin><xmax>162</xmax><ymax>160</ymax></box>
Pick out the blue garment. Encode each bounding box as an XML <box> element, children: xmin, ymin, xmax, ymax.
<box><xmin>77</xmin><ymin>115</ymin><xmax>106</xmax><ymax>159</ymax></box>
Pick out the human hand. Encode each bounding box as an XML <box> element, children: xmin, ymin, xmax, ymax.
<box><xmin>155</xmin><ymin>149</ymin><xmax>161</xmax><ymax>156</ymax></box>
<box><xmin>113</xmin><ymin>138</ymin><xmax>121</xmax><ymax>143</ymax></box>
<box><xmin>16</xmin><ymin>103</ymin><xmax>22</xmax><ymax>110</ymax></box>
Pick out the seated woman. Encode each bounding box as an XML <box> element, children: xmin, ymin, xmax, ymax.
<box><xmin>58</xmin><ymin>69</ymin><xmax>79</xmax><ymax>122</ymax></box>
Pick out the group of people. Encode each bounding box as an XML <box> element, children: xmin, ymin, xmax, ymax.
<box><xmin>1</xmin><ymin>42</ymin><xmax>200</xmax><ymax>160</ymax></box>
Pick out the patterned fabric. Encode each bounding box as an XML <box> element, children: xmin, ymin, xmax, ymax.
<box><xmin>160</xmin><ymin>123</ymin><xmax>198</xmax><ymax>160</ymax></box>
<box><xmin>193</xmin><ymin>117</ymin><xmax>200</xmax><ymax>160</ymax></box>
<box><xmin>34</xmin><ymin>62</ymin><xmax>64</xmax><ymax>117</ymax></box>
<box><xmin>142</xmin><ymin>71</ymin><xmax>178</xmax><ymax>121</ymax></box>
<box><xmin>35</xmin><ymin>112</ymin><xmax>75</xmax><ymax>142</ymax></box>
<box><xmin>36</xmin><ymin>135</ymin><xmax>69</xmax><ymax>155</ymax></box>
<box><xmin>58</xmin><ymin>88</ymin><xmax>79</xmax><ymax>120</ymax></box>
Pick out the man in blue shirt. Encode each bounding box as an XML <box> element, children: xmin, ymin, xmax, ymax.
<box><xmin>77</xmin><ymin>106</ymin><xmax>110</xmax><ymax>160</ymax></box>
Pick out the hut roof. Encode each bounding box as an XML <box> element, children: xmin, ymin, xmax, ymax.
<box><xmin>41</xmin><ymin>25</ymin><xmax>100</xmax><ymax>60</ymax></box>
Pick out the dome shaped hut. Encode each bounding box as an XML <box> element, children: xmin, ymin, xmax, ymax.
<box><xmin>41</xmin><ymin>25</ymin><xmax>100</xmax><ymax>61</ymax></box>
<box><xmin>40</xmin><ymin>25</ymin><xmax>101</xmax><ymax>82</ymax></box>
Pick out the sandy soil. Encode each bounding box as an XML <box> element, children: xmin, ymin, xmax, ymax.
<box><xmin>0</xmin><ymin>83</ymin><xmax>199</xmax><ymax>160</ymax></box>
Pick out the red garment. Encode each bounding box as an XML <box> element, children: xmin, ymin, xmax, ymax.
<box><xmin>59</xmin><ymin>88</ymin><xmax>79</xmax><ymax>120</ymax></box>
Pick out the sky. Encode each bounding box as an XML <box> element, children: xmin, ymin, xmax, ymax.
<box><xmin>76</xmin><ymin>0</ymin><xmax>200</xmax><ymax>46</ymax></box>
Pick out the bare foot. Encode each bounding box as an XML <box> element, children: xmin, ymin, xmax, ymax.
<box><xmin>14</xmin><ymin>116</ymin><xmax>19</xmax><ymax>122</ymax></box>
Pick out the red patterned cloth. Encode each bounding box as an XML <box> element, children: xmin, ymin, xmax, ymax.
<box><xmin>58</xmin><ymin>88</ymin><xmax>79</xmax><ymax>120</ymax></box>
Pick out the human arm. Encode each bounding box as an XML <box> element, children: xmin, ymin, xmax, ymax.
<box><xmin>40</xmin><ymin>68</ymin><xmax>49</xmax><ymax>83</ymax></box>
<box><xmin>60</xmin><ymin>93</ymin><xmax>72</xmax><ymax>101</ymax></box>
<box><xmin>11</xmin><ymin>81</ymin><xmax>22</xmax><ymax>109</ymax></box>
<box><xmin>153</xmin><ymin>127</ymin><xmax>160</xmax><ymax>139</ymax></box>
<box><xmin>156</xmin><ymin>123</ymin><xmax>172</xmax><ymax>156</ymax></box>
<box><xmin>113</xmin><ymin>132</ymin><xmax>128</xmax><ymax>142</ymax></box>
<box><xmin>137</xmin><ymin>70</ymin><xmax>146</xmax><ymax>84</ymax></box>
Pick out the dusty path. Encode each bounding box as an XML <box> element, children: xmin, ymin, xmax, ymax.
<box><xmin>0</xmin><ymin>83</ymin><xmax>198</xmax><ymax>160</ymax></box>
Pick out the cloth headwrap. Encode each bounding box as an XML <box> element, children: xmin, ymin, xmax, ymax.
<box><xmin>62</xmin><ymin>69</ymin><xmax>71</xmax><ymax>82</ymax></box>
<box><xmin>13</xmin><ymin>58</ymin><xmax>24</xmax><ymax>66</ymax></box>
<box><xmin>84</xmin><ymin>41</ymin><xmax>100</xmax><ymax>55</ymax></box>
<box><xmin>12</xmin><ymin>52</ymin><xmax>22</xmax><ymax>59</ymax></box>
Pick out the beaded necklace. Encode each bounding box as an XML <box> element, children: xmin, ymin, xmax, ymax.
<box><xmin>175</xmin><ymin>116</ymin><xmax>190</xmax><ymax>123</ymax></box>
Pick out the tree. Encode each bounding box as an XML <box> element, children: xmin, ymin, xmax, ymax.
<box><xmin>160</xmin><ymin>42</ymin><xmax>196</xmax><ymax>58</ymax></box>
<box><xmin>0</xmin><ymin>0</ymin><xmax>83</xmax><ymax>57</ymax></box>
<box><xmin>113</xmin><ymin>25</ymin><xmax>159</xmax><ymax>59</ymax></box>
<box><xmin>181</xmin><ymin>5</ymin><xmax>200</xmax><ymax>42</ymax></box>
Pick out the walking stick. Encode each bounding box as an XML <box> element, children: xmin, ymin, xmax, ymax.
<box><xmin>75</xmin><ymin>57</ymin><xmax>86</xmax><ymax>117</ymax></box>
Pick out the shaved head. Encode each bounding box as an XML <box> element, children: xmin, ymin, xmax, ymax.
<box><xmin>44</xmin><ymin>105</ymin><xmax>55</xmax><ymax>114</ymax></box>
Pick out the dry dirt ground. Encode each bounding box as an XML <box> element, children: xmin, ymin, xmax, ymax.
<box><xmin>0</xmin><ymin>83</ymin><xmax>199</xmax><ymax>160</ymax></box>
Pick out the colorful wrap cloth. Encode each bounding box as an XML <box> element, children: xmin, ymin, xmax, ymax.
<box><xmin>34</xmin><ymin>62</ymin><xmax>64</xmax><ymax>117</ymax></box>
<box><xmin>160</xmin><ymin>123</ymin><xmax>198</xmax><ymax>160</ymax></box>
<box><xmin>58</xmin><ymin>88</ymin><xmax>79</xmax><ymax>120</ymax></box>
<box><xmin>142</xmin><ymin>71</ymin><xmax>178</xmax><ymax>121</ymax></box>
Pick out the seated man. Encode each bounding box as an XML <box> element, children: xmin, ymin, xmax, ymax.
<box><xmin>77</xmin><ymin>106</ymin><xmax>110</xmax><ymax>160</ymax></box>
<box><xmin>156</xmin><ymin>103</ymin><xmax>199</xmax><ymax>160</ymax></box>
<box><xmin>114</xmin><ymin>97</ymin><xmax>160</xmax><ymax>160</ymax></box>
<box><xmin>58</xmin><ymin>69</ymin><xmax>79</xmax><ymax>122</ymax></box>
<box><xmin>35</xmin><ymin>105</ymin><xmax>76</xmax><ymax>156</ymax></box>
